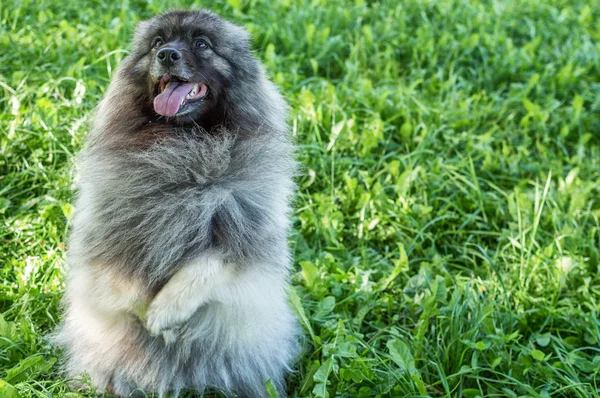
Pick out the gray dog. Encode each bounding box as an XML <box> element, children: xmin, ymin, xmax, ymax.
<box><xmin>57</xmin><ymin>9</ymin><xmax>299</xmax><ymax>398</ymax></box>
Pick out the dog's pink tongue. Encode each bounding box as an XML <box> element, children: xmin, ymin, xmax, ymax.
<box><xmin>153</xmin><ymin>82</ymin><xmax>195</xmax><ymax>116</ymax></box>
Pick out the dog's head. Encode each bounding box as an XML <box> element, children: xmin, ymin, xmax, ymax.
<box><xmin>127</xmin><ymin>10</ymin><xmax>258</xmax><ymax>123</ymax></box>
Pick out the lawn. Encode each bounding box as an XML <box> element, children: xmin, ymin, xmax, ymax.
<box><xmin>1</xmin><ymin>0</ymin><xmax>600</xmax><ymax>396</ymax></box>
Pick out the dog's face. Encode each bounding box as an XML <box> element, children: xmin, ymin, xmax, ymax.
<box><xmin>128</xmin><ymin>10</ymin><xmax>255</xmax><ymax>122</ymax></box>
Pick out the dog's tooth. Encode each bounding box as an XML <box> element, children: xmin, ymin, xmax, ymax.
<box><xmin>186</xmin><ymin>86</ymin><xmax>199</xmax><ymax>99</ymax></box>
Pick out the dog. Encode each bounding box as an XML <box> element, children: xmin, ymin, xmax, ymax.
<box><xmin>56</xmin><ymin>9</ymin><xmax>299</xmax><ymax>397</ymax></box>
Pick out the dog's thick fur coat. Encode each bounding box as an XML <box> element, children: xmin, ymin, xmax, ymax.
<box><xmin>57</xmin><ymin>10</ymin><xmax>299</xmax><ymax>397</ymax></box>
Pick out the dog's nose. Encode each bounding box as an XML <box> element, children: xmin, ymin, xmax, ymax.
<box><xmin>156</xmin><ymin>48</ymin><xmax>182</xmax><ymax>65</ymax></box>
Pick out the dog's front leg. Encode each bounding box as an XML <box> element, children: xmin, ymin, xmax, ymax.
<box><xmin>145</xmin><ymin>251</ymin><xmax>231</xmax><ymax>342</ymax></box>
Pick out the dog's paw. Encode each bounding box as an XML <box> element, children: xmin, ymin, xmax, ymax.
<box><xmin>161</xmin><ymin>329</ymin><xmax>179</xmax><ymax>345</ymax></box>
<box><xmin>144</xmin><ymin>305</ymin><xmax>180</xmax><ymax>344</ymax></box>
<box><xmin>145</xmin><ymin>253</ymin><xmax>225</xmax><ymax>340</ymax></box>
<box><xmin>145</xmin><ymin>285</ymin><xmax>202</xmax><ymax>339</ymax></box>
<box><xmin>131</xmin><ymin>300</ymin><xmax>149</xmax><ymax>323</ymax></box>
<box><xmin>145</xmin><ymin>295</ymin><xmax>185</xmax><ymax>337</ymax></box>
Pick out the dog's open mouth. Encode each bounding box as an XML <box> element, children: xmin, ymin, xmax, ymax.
<box><xmin>153</xmin><ymin>74</ymin><xmax>208</xmax><ymax>117</ymax></box>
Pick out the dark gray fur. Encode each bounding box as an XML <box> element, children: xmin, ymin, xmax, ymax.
<box><xmin>76</xmin><ymin>130</ymin><xmax>293</xmax><ymax>286</ymax></box>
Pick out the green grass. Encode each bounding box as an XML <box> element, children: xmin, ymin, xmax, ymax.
<box><xmin>1</xmin><ymin>0</ymin><xmax>600</xmax><ymax>396</ymax></box>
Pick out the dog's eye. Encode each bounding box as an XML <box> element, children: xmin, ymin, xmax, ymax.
<box><xmin>195</xmin><ymin>39</ymin><xmax>208</xmax><ymax>49</ymax></box>
<box><xmin>153</xmin><ymin>37</ymin><xmax>164</xmax><ymax>48</ymax></box>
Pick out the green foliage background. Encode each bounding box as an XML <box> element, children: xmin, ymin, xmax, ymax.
<box><xmin>1</xmin><ymin>0</ymin><xmax>600</xmax><ymax>396</ymax></box>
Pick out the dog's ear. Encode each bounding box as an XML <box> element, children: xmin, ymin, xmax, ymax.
<box><xmin>132</xmin><ymin>20</ymin><xmax>152</xmax><ymax>50</ymax></box>
<box><xmin>229</xmin><ymin>23</ymin><xmax>250</xmax><ymax>48</ymax></box>
<box><xmin>197</xmin><ymin>8</ymin><xmax>251</xmax><ymax>52</ymax></box>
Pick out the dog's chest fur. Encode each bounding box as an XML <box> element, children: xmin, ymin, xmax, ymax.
<box><xmin>70</xmin><ymin>130</ymin><xmax>293</xmax><ymax>286</ymax></box>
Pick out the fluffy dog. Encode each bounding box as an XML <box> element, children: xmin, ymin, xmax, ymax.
<box><xmin>57</xmin><ymin>9</ymin><xmax>299</xmax><ymax>397</ymax></box>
